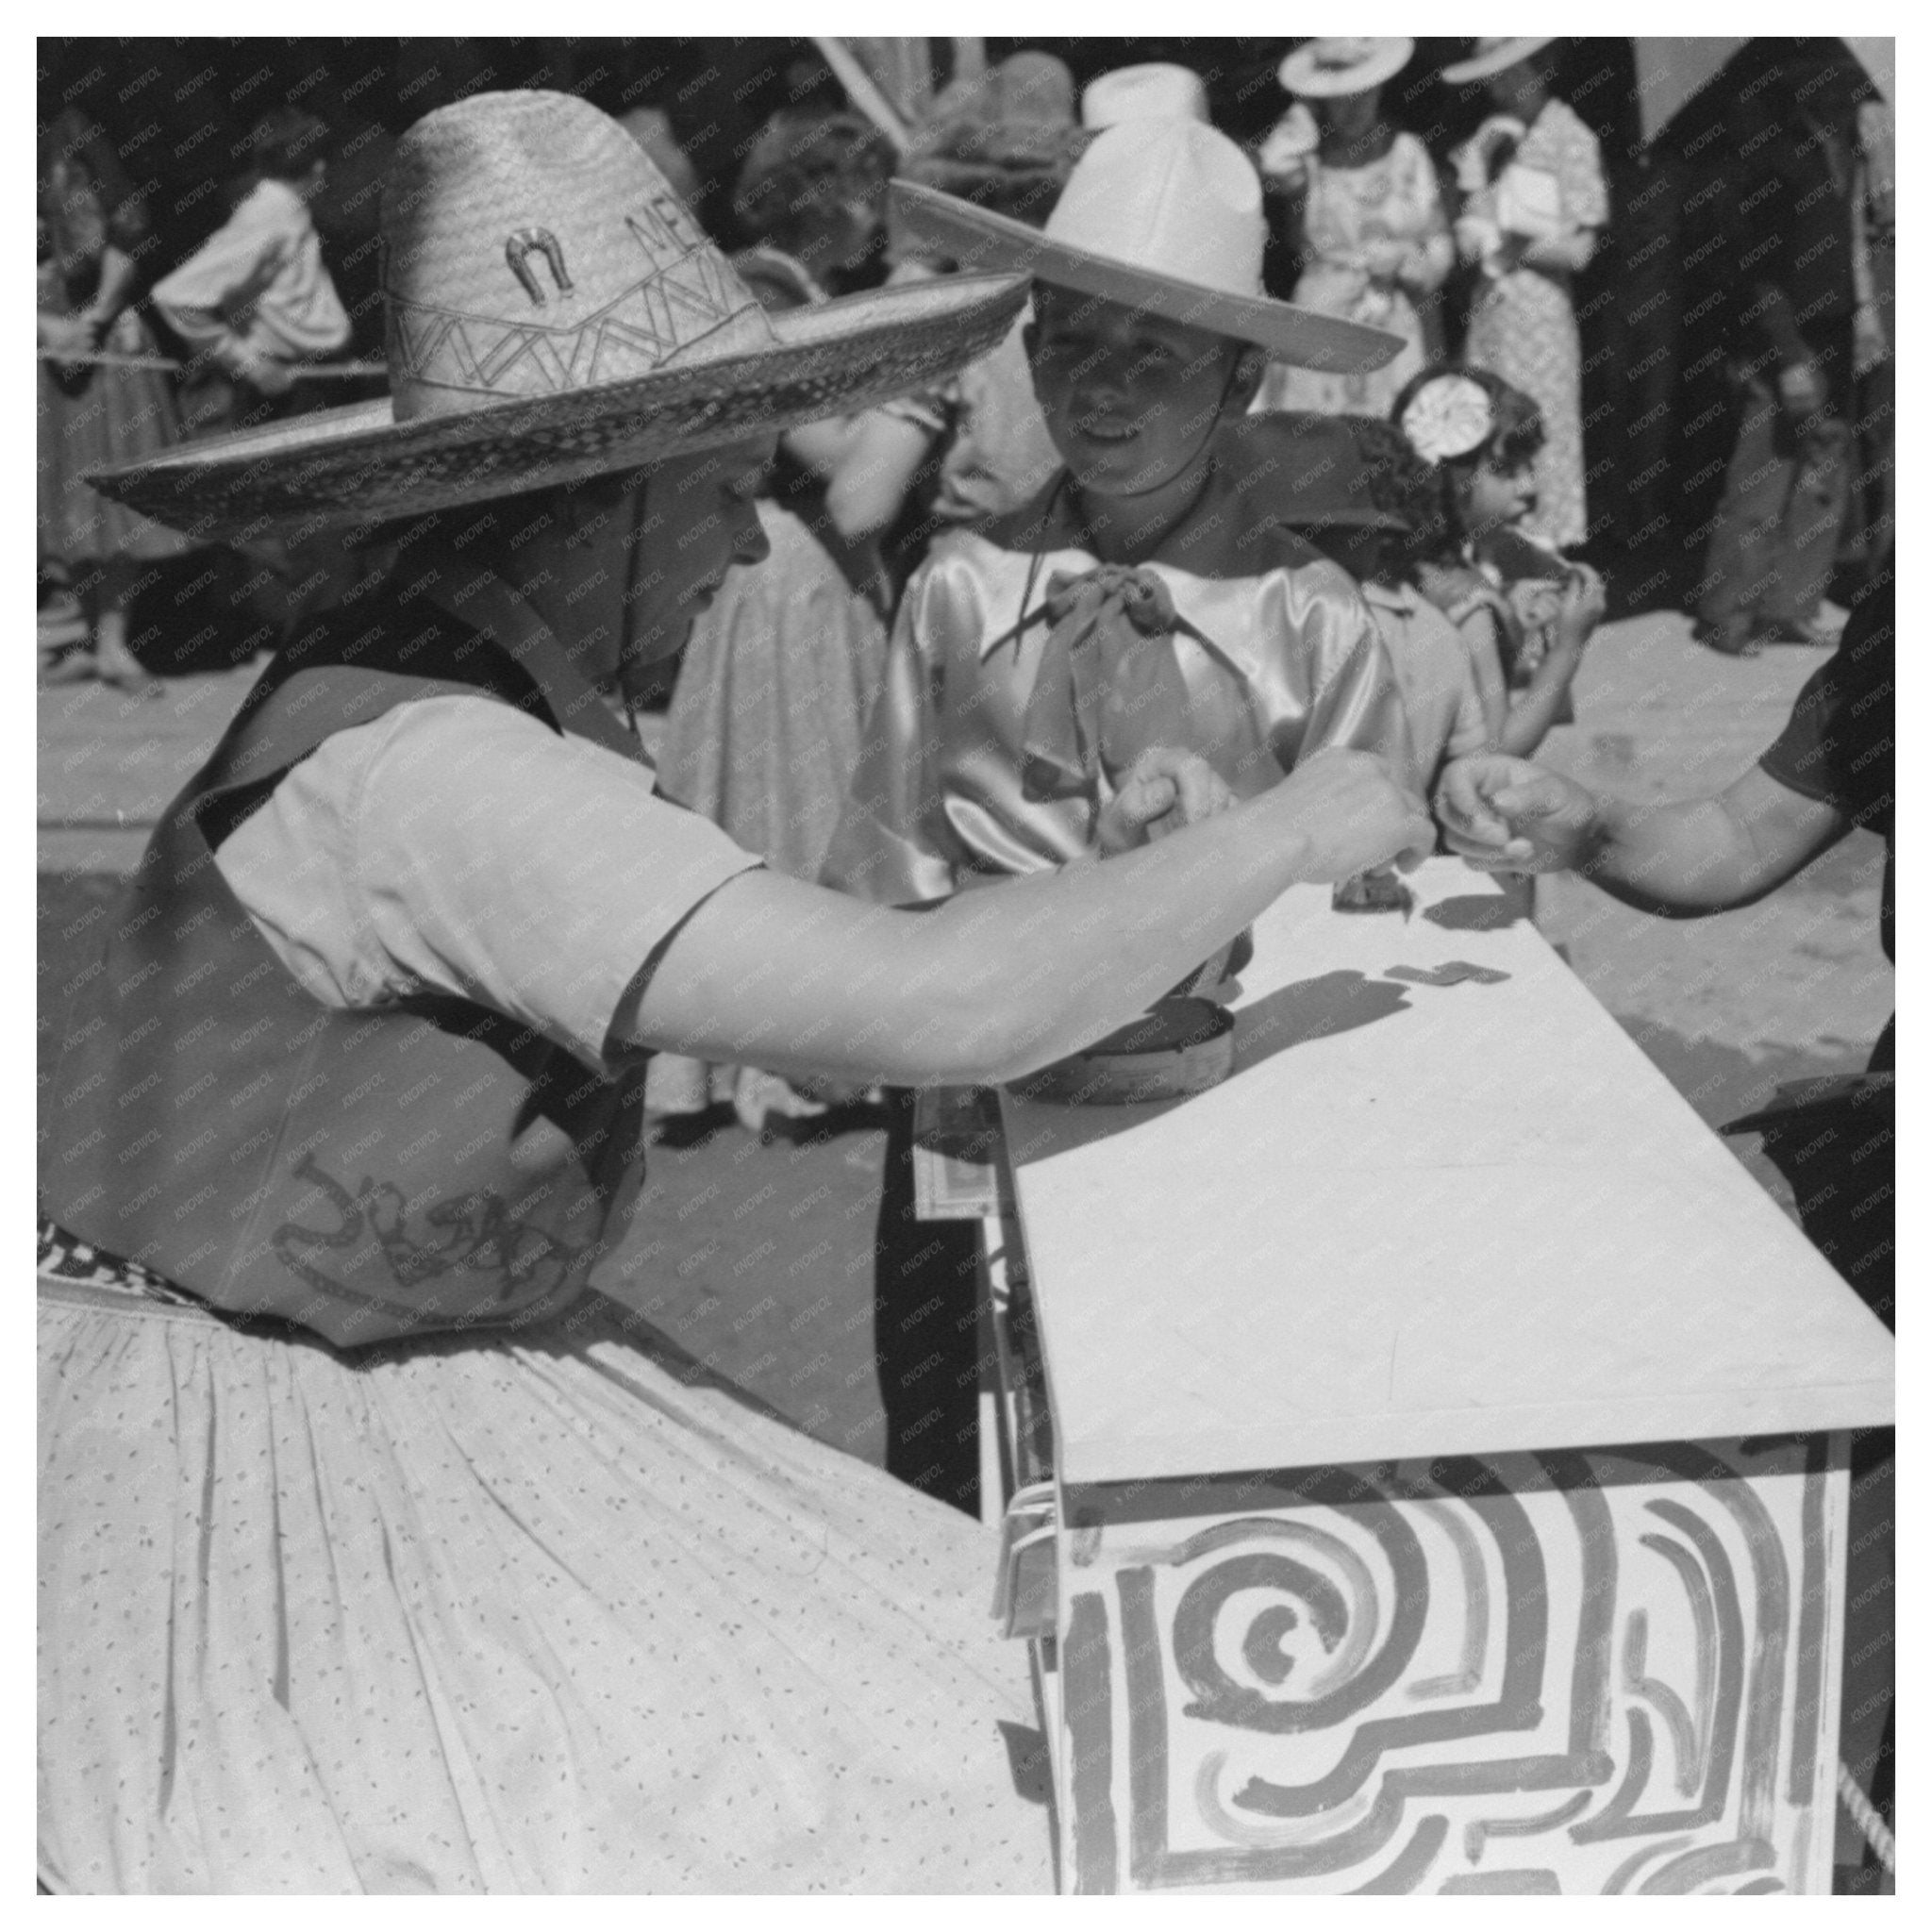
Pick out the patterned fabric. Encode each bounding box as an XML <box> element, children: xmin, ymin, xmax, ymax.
<box><xmin>38</xmin><ymin>1265</ymin><xmax>1053</xmax><ymax>1891</ymax></box>
<box><xmin>1456</xmin><ymin>100</ymin><xmax>1607</xmax><ymax>547</ymax></box>
<box><xmin>1256</xmin><ymin>132</ymin><xmax>1451</xmax><ymax>419</ymax></box>
<box><xmin>37</xmin><ymin>1219</ymin><xmax>207</xmax><ymax>1309</ymax></box>
<box><xmin>36</xmin><ymin>111</ymin><xmax>188</xmax><ymax>566</ymax></box>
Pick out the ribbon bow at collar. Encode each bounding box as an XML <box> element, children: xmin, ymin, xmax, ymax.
<box><xmin>1007</xmin><ymin>563</ymin><xmax>1221</xmax><ymax>802</ymax></box>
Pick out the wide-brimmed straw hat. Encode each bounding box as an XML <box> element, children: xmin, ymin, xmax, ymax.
<box><xmin>1441</xmin><ymin>39</ymin><xmax>1556</xmax><ymax>86</ymax></box>
<box><xmin>889</xmin><ymin>119</ymin><xmax>1401</xmax><ymax>374</ymax></box>
<box><xmin>90</xmin><ymin>91</ymin><xmax>1026</xmax><ymax>537</ymax></box>
<box><xmin>1277</xmin><ymin>38</ymin><xmax>1414</xmax><ymax>99</ymax></box>
<box><xmin>1080</xmin><ymin>63</ymin><xmax>1209</xmax><ymax>129</ymax></box>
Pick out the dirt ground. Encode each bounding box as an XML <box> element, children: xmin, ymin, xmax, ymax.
<box><xmin>37</xmin><ymin>609</ymin><xmax>1892</xmax><ymax>1464</ymax></box>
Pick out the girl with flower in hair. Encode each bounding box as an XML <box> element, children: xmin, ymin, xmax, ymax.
<box><xmin>1393</xmin><ymin>364</ymin><xmax>1605</xmax><ymax>758</ymax></box>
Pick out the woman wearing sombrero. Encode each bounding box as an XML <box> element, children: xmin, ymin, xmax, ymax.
<box><xmin>1254</xmin><ymin>37</ymin><xmax>1452</xmax><ymax>419</ymax></box>
<box><xmin>39</xmin><ymin>92</ymin><xmax>1434</xmax><ymax>1892</ymax></box>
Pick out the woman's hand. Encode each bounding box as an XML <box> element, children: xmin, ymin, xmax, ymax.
<box><xmin>1268</xmin><ymin>747</ymin><xmax>1436</xmax><ymax>880</ymax></box>
<box><xmin>1359</xmin><ymin>236</ymin><xmax>1410</xmax><ymax>283</ymax></box>
<box><xmin>1435</xmin><ymin>754</ymin><xmax>1600</xmax><ymax>872</ymax></box>
<box><xmin>1095</xmin><ymin>747</ymin><xmax>1236</xmax><ymax>856</ymax></box>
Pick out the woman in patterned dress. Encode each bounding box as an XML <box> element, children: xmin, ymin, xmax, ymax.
<box><xmin>37</xmin><ymin>109</ymin><xmax>188</xmax><ymax>691</ymax></box>
<box><xmin>1445</xmin><ymin>39</ymin><xmax>1608</xmax><ymax>549</ymax></box>
<box><xmin>1255</xmin><ymin>38</ymin><xmax>1451</xmax><ymax>419</ymax></box>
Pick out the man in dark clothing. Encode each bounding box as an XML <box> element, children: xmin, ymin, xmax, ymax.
<box><xmin>1695</xmin><ymin>43</ymin><xmax>1883</xmax><ymax>653</ymax></box>
<box><xmin>1435</xmin><ymin>570</ymin><xmax>1894</xmax><ymax>1887</ymax></box>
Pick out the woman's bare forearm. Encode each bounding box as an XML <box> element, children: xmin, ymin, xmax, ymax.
<box><xmin>633</xmin><ymin>758</ymin><xmax>1425</xmax><ymax>1086</ymax></box>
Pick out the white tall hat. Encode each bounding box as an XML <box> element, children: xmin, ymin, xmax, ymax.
<box><xmin>1080</xmin><ymin>62</ymin><xmax>1210</xmax><ymax>129</ymax></box>
<box><xmin>890</xmin><ymin>117</ymin><xmax>1401</xmax><ymax>373</ymax></box>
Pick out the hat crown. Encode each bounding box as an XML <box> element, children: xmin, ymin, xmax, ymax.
<box><xmin>382</xmin><ymin>91</ymin><xmax>775</xmax><ymax>423</ymax></box>
<box><xmin>1044</xmin><ymin>119</ymin><xmax>1263</xmax><ymax>304</ymax></box>
<box><xmin>1080</xmin><ymin>63</ymin><xmax>1209</xmax><ymax>129</ymax></box>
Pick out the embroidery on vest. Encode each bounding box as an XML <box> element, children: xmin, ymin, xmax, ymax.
<box><xmin>271</xmin><ymin>1148</ymin><xmax>591</xmax><ymax>1323</ymax></box>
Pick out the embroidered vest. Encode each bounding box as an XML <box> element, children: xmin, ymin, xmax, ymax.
<box><xmin>43</xmin><ymin>591</ymin><xmax>654</xmax><ymax>1350</ymax></box>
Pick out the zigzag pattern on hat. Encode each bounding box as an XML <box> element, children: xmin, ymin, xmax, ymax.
<box><xmin>391</xmin><ymin>238</ymin><xmax>759</xmax><ymax>398</ymax></box>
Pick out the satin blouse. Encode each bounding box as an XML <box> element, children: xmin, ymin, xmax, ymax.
<box><xmin>821</xmin><ymin>463</ymin><xmax>1410</xmax><ymax>907</ymax></box>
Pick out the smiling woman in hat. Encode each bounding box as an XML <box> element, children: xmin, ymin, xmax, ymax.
<box><xmin>1254</xmin><ymin>37</ymin><xmax>1450</xmax><ymax>419</ymax></box>
<box><xmin>39</xmin><ymin>92</ymin><xmax>1434</xmax><ymax>1893</ymax></box>
<box><xmin>824</xmin><ymin>118</ymin><xmax>1420</xmax><ymax>1514</ymax></box>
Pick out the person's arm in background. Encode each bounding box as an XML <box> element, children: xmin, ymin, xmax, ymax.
<box><xmin>1493</xmin><ymin>564</ymin><xmax>1604</xmax><ymax>757</ymax></box>
<box><xmin>150</xmin><ymin>192</ymin><xmax>294</xmax><ymax>395</ymax></box>
<box><xmin>779</xmin><ymin>414</ymin><xmax>860</xmax><ymax>479</ymax></box>
<box><xmin>1360</xmin><ymin>136</ymin><xmax>1454</xmax><ymax>295</ymax></box>
<box><xmin>75</xmin><ymin>242</ymin><xmax>142</xmax><ymax>342</ymax></box>
<box><xmin>824</xmin><ymin>403</ymin><xmax>944</xmax><ymax>542</ymax></box>
<box><xmin>639</xmin><ymin>744</ymin><xmax>1433</xmax><ymax>1088</ymax></box>
<box><xmin>1435</xmin><ymin>755</ymin><xmax>1847</xmax><ymax>915</ymax></box>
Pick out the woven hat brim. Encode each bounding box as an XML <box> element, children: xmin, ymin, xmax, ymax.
<box><xmin>891</xmin><ymin>181</ymin><xmax>1402</xmax><ymax>375</ymax></box>
<box><xmin>1277</xmin><ymin>42</ymin><xmax>1414</xmax><ymax>97</ymax></box>
<box><xmin>1441</xmin><ymin>38</ymin><xmax>1553</xmax><ymax>85</ymax></box>
<box><xmin>86</xmin><ymin>275</ymin><xmax>1028</xmax><ymax>540</ymax></box>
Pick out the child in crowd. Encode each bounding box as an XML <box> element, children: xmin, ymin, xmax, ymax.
<box><xmin>822</xmin><ymin>118</ymin><xmax>1413</xmax><ymax>1512</ymax></box>
<box><xmin>1239</xmin><ymin>412</ymin><xmax>1497</xmax><ymax>791</ymax></box>
<box><xmin>1393</xmin><ymin>365</ymin><xmax>1604</xmax><ymax>758</ymax></box>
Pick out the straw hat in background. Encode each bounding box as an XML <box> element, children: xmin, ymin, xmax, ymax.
<box><xmin>1276</xmin><ymin>38</ymin><xmax>1415</xmax><ymax>99</ymax></box>
<box><xmin>1079</xmin><ymin>62</ymin><xmax>1210</xmax><ymax>129</ymax></box>
<box><xmin>898</xmin><ymin>51</ymin><xmax>1090</xmax><ymax>230</ymax></box>
<box><xmin>88</xmin><ymin>91</ymin><xmax>1025</xmax><ymax>537</ymax></box>
<box><xmin>1440</xmin><ymin>39</ymin><xmax>1556</xmax><ymax>86</ymax></box>
<box><xmin>890</xmin><ymin>117</ymin><xmax>1402</xmax><ymax>374</ymax></box>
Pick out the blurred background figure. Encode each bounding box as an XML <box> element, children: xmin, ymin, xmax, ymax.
<box><xmin>1695</xmin><ymin>41</ymin><xmax>1885</xmax><ymax>654</ymax></box>
<box><xmin>1241</xmin><ymin>411</ymin><xmax>1498</xmax><ymax>793</ymax></box>
<box><xmin>1445</xmin><ymin>38</ymin><xmax>1607</xmax><ymax>549</ymax></box>
<box><xmin>647</xmin><ymin>108</ymin><xmax>907</xmax><ymax>1135</ymax></box>
<box><xmin>151</xmin><ymin>107</ymin><xmax>350</xmax><ymax>438</ymax></box>
<box><xmin>894</xmin><ymin>51</ymin><xmax>1089</xmax><ymax>532</ymax></box>
<box><xmin>37</xmin><ymin>108</ymin><xmax>188</xmax><ymax>692</ymax></box>
<box><xmin>616</xmin><ymin>104</ymin><xmax>701</xmax><ymax>208</ymax></box>
<box><xmin>1254</xmin><ymin>38</ymin><xmax>1449</xmax><ymax>418</ymax></box>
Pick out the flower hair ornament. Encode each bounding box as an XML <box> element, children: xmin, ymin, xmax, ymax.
<box><xmin>1399</xmin><ymin>373</ymin><xmax>1493</xmax><ymax>465</ymax></box>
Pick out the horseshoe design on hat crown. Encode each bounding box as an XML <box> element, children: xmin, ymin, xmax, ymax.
<box><xmin>505</xmin><ymin>226</ymin><xmax>573</xmax><ymax>307</ymax></box>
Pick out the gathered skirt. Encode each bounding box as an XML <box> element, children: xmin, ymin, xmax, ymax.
<box><xmin>38</xmin><ymin>1270</ymin><xmax>1052</xmax><ymax>1893</ymax></box>
<box><xmin>36</xmin><ymin>309</ymin><xmax>190</xmax><ymax>567</ymax></box>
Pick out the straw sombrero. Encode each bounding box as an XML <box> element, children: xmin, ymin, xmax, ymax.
<box><xmin>1441</xmin><ymin>39</ymin><xmax>1555</xmax><ymax>86</ymax></box>
<box><xmin>88</xmin><ymin>92</ymin><xmax>1026</xmax><ymax>538</ymax></box>
<box><xmin>1277</xmin><ymin>38</ymin><xmax>1414</xmax><ymax>99</ymax></box>
<box><xmin>889</xmin><ymin>119</ymin><xmax>1401</xmax><ymax>375</ymax></box>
